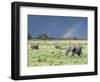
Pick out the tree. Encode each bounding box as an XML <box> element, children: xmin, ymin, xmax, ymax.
<box><xmin>28</xmin><ymin>33</ymin><xmax>33</xmax><ymax>40</ymax></box>
<box><xmin>38</xmin><ymin>33</ymin><xmax>49</xmax><ymax>40</ymax></box>
<box><xmin>73</xmin><ymin>37</ymin><xmax>78</xmax><ymax>40</ymax></box>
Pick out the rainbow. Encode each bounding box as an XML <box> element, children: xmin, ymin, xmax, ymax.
<box><xmin>63</xmin><ymin>22</ymin><xmax>82</xmax><ymax>38</ymax></box>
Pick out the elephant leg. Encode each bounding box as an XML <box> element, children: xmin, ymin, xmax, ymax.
<box><xmin>77</xmin><ymin>51</ymin><xmax>82</xmax><ymax>57</ymax></box>
<box><xmin>66</xmin><ymin>51</ymin><xmax>69</xmax><ymax>56</ymax></box>
<box><xmin>72</xmin><ymin>51</ymin><xmax>75</xmax><ymax>56</ymax></box>
<box><xmin>77</xmin><ymin>53</ymin><xmax>80</xmax><ymax>56</ymax></box>
<box><xmin>78</xmin><ymin>50</ymin><xmax>82</xmax><ymax>57</ymax></box>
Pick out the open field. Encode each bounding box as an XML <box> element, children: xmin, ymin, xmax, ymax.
<box><xmin>28</xmin><ymin>40</ymin><xmax>88</xmax><ymax>67</ymax></box>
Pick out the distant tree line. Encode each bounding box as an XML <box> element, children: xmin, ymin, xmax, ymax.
<box><xmin>28</xmin><ymin>32</ymin><xmax>87</xmax><ymax>40</ymax></box>
<box><xmin>28</xmin><ymin>33</ymin><xmax>33</xmax><ymax>40</ymax></box>
<box><xmin>28</xmin><ymin>32</ymin><xmax>53</xmax><ymax>40</ymax></box>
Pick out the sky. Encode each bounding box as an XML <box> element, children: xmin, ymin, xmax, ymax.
<box><xmin>28</xmin><ymin>15</ymin><xmax>88</xmax><ymax>39</ymax></box>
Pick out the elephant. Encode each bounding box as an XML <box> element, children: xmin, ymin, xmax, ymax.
<box><xmin>65</xmin><ymin>43</ymin><xmax>82</xmax><ymax>56</ymax></box>
<box><xmin>31</xmin><ymin>44</ymin><xmax>39</xmax><ymax>49</ymax></box>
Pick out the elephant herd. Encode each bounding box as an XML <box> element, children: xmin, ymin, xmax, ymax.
<box><xmin>31</xmin><ymin>43</ymin><xmax>82</xmax><ymax>57</ymax></box>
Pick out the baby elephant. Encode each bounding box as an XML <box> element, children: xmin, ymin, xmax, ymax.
<box><xmin>31</xmin><ymin>44</ymin><xmax>39</xmax><ymax>49</ymax></box>
<box><xmin>54</xmin><ymin>43</ymin><xmax>61</xmax><ymax>49</ymax></box>
<box><xmin>65</xmin><ymin>46</ymin><xmax>72</xmax><ymax>55</ymax></box>
<box><xmin>65</xmin><ymin>44</ymin><xmax>82</xmax><ymax>56</ymax></box>
<box><xmin>55</xmin><ymin>45</ymin><xmax>61</xmax><ymax>49</ymax></box>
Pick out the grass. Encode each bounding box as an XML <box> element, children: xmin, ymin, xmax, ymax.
<box><xmin>28</xmin><ymin>40</ymin><xmax>88</xmax><ymax>67</ymax></box>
